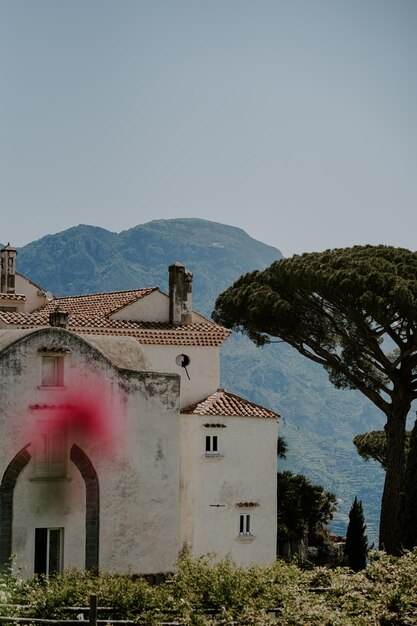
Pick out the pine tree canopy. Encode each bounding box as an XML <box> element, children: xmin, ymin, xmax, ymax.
<box><xmin>213</xmin><ymin>245</ymin><xmax>417</xmax><ymax>409</ymax></box>
<box><xmin>213</xmin><ymin>245</ymin><xmax>417</xmax><ymax>554</ymax></box>
<box><xmin>353</xmin><ymin>430</ymin><xmax>412</xmax><ymax>470</ymax></box>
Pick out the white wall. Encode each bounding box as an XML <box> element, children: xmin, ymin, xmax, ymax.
<box><xmin>110</xmin><ymin>290</ymin><xmax>169</xmax><ymax>322</ymax></box>
<box><xmin>15</xmin><ymin>274</ymin><xmax>49</xmax><ymax>312</ymax></box>
<box><xmin>141</xmin><ymin>344</ymin><xmax>220</xmax><ymax>408</ymax></box>
<box><xmin>180</xmin><ymin>414</ymin><xmax>278</xmax><ymax>566</ymax></box>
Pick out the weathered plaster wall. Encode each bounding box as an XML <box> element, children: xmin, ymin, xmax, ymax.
<box><xmin>0</xmin><ymin>328</ymin><xmax>181</xmax><ymax>575</ymax></box>
<box><xmin>97</xmin><ymin>369</ymin><xmax>181</xmax><ymax>573</ymax></box>
<box><xmin>179</xmin><ymin>414</ymin><xmax>199</xmax><ymax>551</ymax></box>
<box><xmin>79</xmin><ymin>334</ymin><xmax>153</xmax><ymax>372</ymax></box>
<box><xmin>13</xmin><ymin>464</ymin><xmax>86</xmax><ymax>574</ymax></box>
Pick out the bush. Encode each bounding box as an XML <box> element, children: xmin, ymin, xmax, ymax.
<box><xmin>1</xmin><ymin>551</ymin><xmax>417</xmax><ymax>624</ymax></box>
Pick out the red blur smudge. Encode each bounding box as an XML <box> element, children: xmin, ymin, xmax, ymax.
<box><xmin>28</xmin><ymin>379</ymin><xmax>123</xmax><ymax>454</ymax></box>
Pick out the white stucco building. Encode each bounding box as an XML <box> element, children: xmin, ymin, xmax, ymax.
<box><xmin>0</xmin><ymin>244</ymin><xmax>278</xmax><ymax>576</ymax></box>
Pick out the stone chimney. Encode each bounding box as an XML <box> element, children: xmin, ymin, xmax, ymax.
<box><xmin>0</xmin><ymin>244</ymin><xmax>17</xmax><ymax>294</ymax></box>
<box><xmin>49</xmin><ymin>308</ymin><xmax>69</xmax><ymax>328</ymax></box>
<box><xmin>169</xmin><ymin>263</ymin><xmax>193</xmax><ymax>326</ymax></box>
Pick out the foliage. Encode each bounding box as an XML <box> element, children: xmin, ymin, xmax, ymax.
<box><xmin>353</xmin><ymin>430</ymin><xmax>412</xmax><ymax>470</ymax></box>
<box><xmin>354</xmin><ymin>431</ymin><xmax>389</xmax><ymax>469</ymax></box>
<box><xmin>345</xmin><ymin>497</ymin><xmax>368</xmax><ymax>572</ymax></box>
<box><xmin>277</xmin><ymin>471</ymin><xmax>337</xmax><ymax>550</ymax></box>
<box><xmin>213</xmin><ymin>245</ymin><xmax>417</xmax><ymax>554</ymax></box>
<box><xmin>277</xmin><ymin>436</ymin><xmax>287</xmax><ymax>459</ymax></box>
<box><xmin>2</xmin><ymin>553</ymin><xmax>417</xmax><ymax>624</ymax></box>
<box><xmin>23</xmin><ymin>570</ymin><xmax>155</xmax><ymax>620</ymax></box>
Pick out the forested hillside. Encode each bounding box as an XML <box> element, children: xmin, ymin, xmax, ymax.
<box><xmin>13</xmin><ymin>218</ymin><xmax>384</xmax><ymax>541</ymax></box>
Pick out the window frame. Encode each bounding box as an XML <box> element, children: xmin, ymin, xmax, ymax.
<box><xmin>205</xmin><ymin>434</ymin><xmax>219</xmax><ymax>455</ymax></box>
<box><xmin>204</xmin><ymin>433</ymin><xmax>224</xmax><ymax>458</ymax></box>
<box><xmin>33</xmin><ymin>419</ymin><xmax>68</xmax><ymax>479</ymax></box>
<box><xmin>238</xmin><ymin>513</ymin><xmax>252</xmax><ymax>537</ymax></box>
<box><xmin>40</xmin><ymin>354</ymin><xmax>65</xmax><ymax>388</ymax></box>
<box><xmin>34</xmin><ymin>527</ymin><xmax>64</xmax><ymax>576</ymax></box>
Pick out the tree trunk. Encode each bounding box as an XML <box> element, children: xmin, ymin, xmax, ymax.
<box><xmin>379</xmin><ymin>404</ymin><xmax>409</xmax><ymax>554</ymax></box>
<box><xmin>401</xmin><ymin>418</ymin><xmax>417</xmax><ymax>550</ymax></box>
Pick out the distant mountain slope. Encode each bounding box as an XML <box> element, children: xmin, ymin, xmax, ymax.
<box><xmin>17</xmin><ymin>219</ymin><xmax>281</xmax><ymax>306</ymax></box>
<box><xmin>14</xmin><ymin>218</ymin><xmax>384</xmax><ymax>542</ymax></box>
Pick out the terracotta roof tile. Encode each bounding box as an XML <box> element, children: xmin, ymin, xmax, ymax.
<box><xmin>0</xmin><ymin>312</ymin><xmax>231</xmax><ymax>347</ymax></box>
<box><xmin>39</xmin><ymin>288</ymin><xmax>158</xmax><ymax>317</ymax></box>
<box><xmin>77</xmin><ymin>326</ymin><xmax>229</xmax><ymax>347</ymax></box>
<box><xmin>0</xmin><ymin>312</ymin><xmax>44</xmax><ymax>324</ymax></box>
<box><xmin>182</xmin><ymin>389</ymin><xmax>279</xmax><ymax>419</ymax></box>
<box><xmin>0</xmin><ymin>287</ymin><xmax>231</xmax><ymax>346</ymax></box>
<box><xmin>0</xmin><ymin>293</ymin><xmax>26</xmax><ymax>301</ymax></box>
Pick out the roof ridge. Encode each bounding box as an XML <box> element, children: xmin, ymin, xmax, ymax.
<box><xmin>182</xmin><ymin>388</ymin><xmax>280</xmax><ymax>419</ymax></box>
<box><xmin>217</xmin><ymin>388</ymin><xmax>279</xmax><ymax>415</ymax></box>
<box><xmin>45</xmin><ymin>286</ymin><xmax>158</xmax><ymax>302</ymax></box>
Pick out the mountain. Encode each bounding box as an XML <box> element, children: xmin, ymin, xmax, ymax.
<box><xmin>14</xmin><ymin>218</ymin><xmax>384</xmax><ymax>543</ymax></box>
<box><xmin>17</xmin><ymin>220</ymin><xmax>280</xmax><ymax>306</ymax></box>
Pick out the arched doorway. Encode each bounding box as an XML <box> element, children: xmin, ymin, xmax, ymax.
<box><xmin>0</xmin><ymin>444</ymin><xmax>99</xmax><ymax>572</ymax></box>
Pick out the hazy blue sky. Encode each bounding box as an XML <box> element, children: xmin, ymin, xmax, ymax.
<box><xmin>1</xmin><ymin>0</ymin><xmax>416</xmax><ymax>256</ymax></box>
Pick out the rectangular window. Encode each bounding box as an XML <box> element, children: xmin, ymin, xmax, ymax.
<box><xmin>205</xmin><ymin>435</ymin><xmax>219</xmax><ymax>454</ymax></box>
<box><xmin>41</xmin><ymin>356</ymin><xmax>64</xmax><ymax>387</ymax></box>
<box><xmin>34</xmin><ymin>421</ymin><xmax>67</xmax><ymax>478</ymax></box>
<box><xmin>34</xmin><ymin>528</ymin><xmax>64</xmax><ymax>576</ymax></box>
<box><xmin>239</xmin><ymin>514</ymin><xmax>251</xmax><ymax>536</ymax></box>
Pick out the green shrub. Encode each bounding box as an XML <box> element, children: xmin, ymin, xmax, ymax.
<box><xmin>0</xmin><ymin>551</ymin><xmax>417</xmax><ymax>624</ymax></box>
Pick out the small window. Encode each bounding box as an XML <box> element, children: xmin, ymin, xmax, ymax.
<box><xmin>34</xmin><ymin>528</ymin><xmax>64</xmax><ymax>576</ymax></box>
<box><xmin>239</xmin><ymin>514</ymin><xmax>252</xmax><ymax>536</ymax></box>
<box><xmin>41</xmin><ymin>356</ymin><xmax>64</xmax><ymax>387</ymax></box>
<box><xmin>34</xmin><ymin>421</ymin><xmax>67</xmax><ymax>478</ymax></box>
<box><xmin>205</xmin><ymin>434</ymin><xmax>219</xmax><ymax>455</ymax></box>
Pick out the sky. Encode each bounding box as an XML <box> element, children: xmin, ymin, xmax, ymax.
<box><xmin>1</xmin><ymin>0</ymin><xmax>417</xmax><ymax>257</ymax></box>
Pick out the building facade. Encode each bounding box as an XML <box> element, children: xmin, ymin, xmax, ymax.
<box><xmin>0</xmin><ymin>244</ymin><xmax>278</xmax><ymax>576</ymax></box>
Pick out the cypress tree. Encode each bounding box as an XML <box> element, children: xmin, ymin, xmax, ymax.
<box><xmin>345</xmin><ymin>497</ymin><xmax>368</xmax><ymax>571</ymax></box>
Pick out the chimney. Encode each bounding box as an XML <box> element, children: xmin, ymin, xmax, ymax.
<box><xmin>169</xmin><ymin>263</ymin><xmax>193</xmax><ymax>326</ymax></box>
<box><xmin>49</xmin><ymin>308</ymin><xmax>69</xmax><ymax>328</ymax></box>
<box><xmin>0</xmin><ymin>243</ymin><xmax>17</xmax><ymax>294</ymax></box>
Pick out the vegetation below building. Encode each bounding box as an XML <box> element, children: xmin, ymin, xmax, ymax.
<box><xmin>277</xmin><ymin>470</ymin><xmax>338</xmax><ymax>564</ymax></box>
<box><xmin>2</xmin><ymin>552</ymin><xmax>417</xmax><ymax>624</ymax></box>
